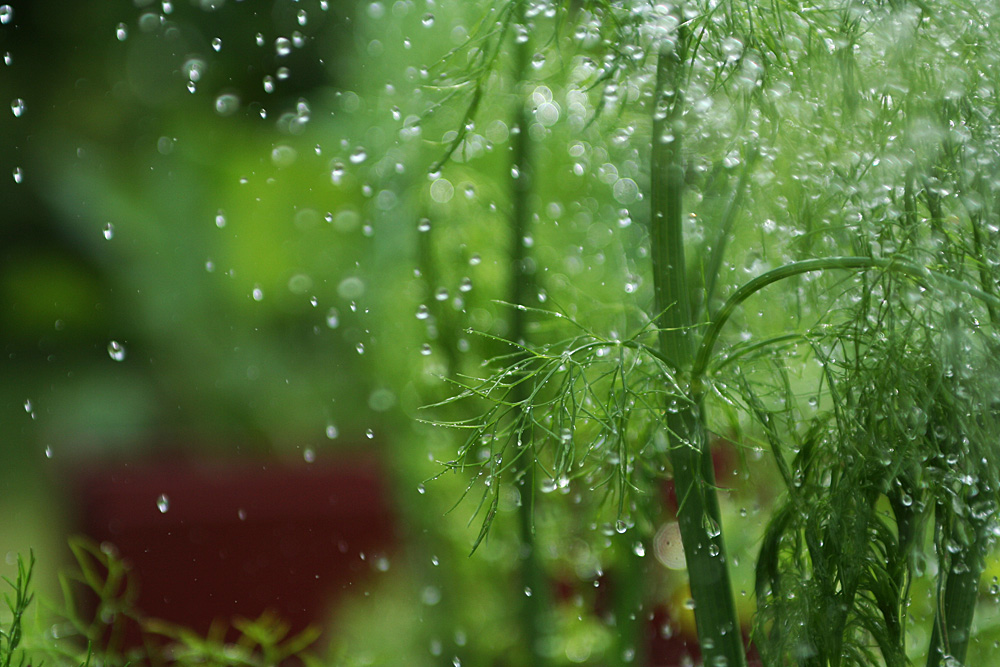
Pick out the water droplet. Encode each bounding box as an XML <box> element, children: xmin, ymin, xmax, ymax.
<box><xmin>252</xmin><ymin>285</ymin><xmax>264</xmax><ymax>301</ymax></box>
<box><xmin>633</xmin><ymin>542</ymin><xmax>646</xmax><ymax>557</ymax></box>
<box><xmin>214</xmin><ymin>93</ymin><xmax>239</xmax><ymax>116</ymax></box>
<box><xmin>255</xmin><ymin>33</ymin><xmax>265</xmax><ymax>47</ymax></box>
<box><xmin>420</xmin><ymin>343</ymin><xmax>432</xmax><ymax>356</ymax></box>
<box><xmin>325</xmin><ymin>307</ymin><xmax>340</xmax><ymax>328</ymax></box>
<box><xmin>156</xmin><ymin>494</ymin><xmax>170</xmax><ymax>513</ymax></box>
<box><xmin>417</xmin><ymin>483</ymin><xmax>426</xmax><ymax>494</ymax></box>
<box><xmin>107</xmin><ymin>341</ymin><xmax>126</xmax><ymax>362</ymax></box>
<box><xmin>275</xmin><ymin>37</ymin><xmax>292</xmax><ymax>57</ymax></box>
<box><xmin>365</xmin><ymin>428</ymin><xmax>374</xmax><ymax>439</ymax></box>
<box><xmin>211</xmin><ymin>37</ymin><xmax>222</xmax><ymax>51</ymax></box>
<box><xmin>263</xmin><ymin>75</ymin><xmax>275</xmax><ymax>93</ymax></box>
<box><xmin>531</xmin><ymin>52</ymin><xmax>546</xmax><ymax>69</ymax></box>
<box><xmin>330</xmin><ymin>162</ymin><xmax>345</xmax><ymax>184</ymax></box>
<box><xmin>421</xmin><ymin>585</ymin><xmax>441</xmax><ymax>605</ymax></box>
<box><xmin>431</xmin><ymin>555</ymin><xmax>439</xmax><ymax>566</ymax></box>
<box><xmin>23</xmin><ymin>399</ymin><xmax>31</xmax><ymax>412</ymax></box>
<box><xmin>303</xmin><ymin>448</ymin><xmax>315</xmax><ymax>463</ymax></box>
<box><xmin>3</xmin><ymin>52</ymin><xmax>10</xmax><ymax>66</ymax></box>
<box><xmin>102</xmin><ymin>223</ymin><xmax>114</xmax><ymax>240</ymax></box>
<box><xmin>415</xmin><ymin>304</ymin><xmax>430</xmax><ymax>320</ymax></box>
<box><xmin>469</xmin><ymin>254</ymin><xmax>481</xmax><ymax>266</ymax></box>
<box><xmin>12</xmin><ymin>166</ymin><xmax>23</xmax><ymax>183</ymax></box>
<box><xmin>237</xmin><ymin>508</ymin><xmax>246</xmax><ymax>520</ymax></box>
<box><xmin>297</xmin><ymin>9</ymin><xmax>308</xmax><ymax>25</ymax></box>
<box><xmin>10</xmin><ymin>98</ymin><xmax>24</xmax><ymax>117</ymax></box>
<box><xmin>615</xmin><ymin>519</ymin><xmax>627</xmax><ymax>534</ymax></box>
<box><xmin>44</xmin><ymin>446</ymin><xmax>53</xmax><ymax>459</ymax></box>
<box><xmin>215</xmin><ymin>210</ymin><xmax>226</xmax><ymax>228</ymax></box>
<box><xmin>356</xmin><ymin>342</ymin><xmax>365</xmax><ymax>354</ymax></box>
<box><xmin>417</xmin><ymin>218</ymin><xmax>431</xmax><ymax>232</ymax></box>
<box><xmin>0</xmin><ymin>5</ymin><xmax>13</xmax><ymax>24</ymax></box>
<box><xmin>421</xmin><ymin>13</ymin><xmax>434</xmax><ymax>27</ymax></box>
<box><xmin>524</xmin><ymin>586</ymin><xmax>532</xmax><ymax>597</ymax></box>
<box><xmin>349</xmin><ymin>147</ymin><xmax>368</xmax><ymax>164</ymax></box>
<box><xmin>325</xmin><ymin>423</ymin><xmax>339</xmax><ymax>439</ymax></box>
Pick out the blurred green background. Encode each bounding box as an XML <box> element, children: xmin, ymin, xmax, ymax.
<box><xmin>3</xmin><ymin>2</ymin><xmax>738</xmax><ymax>664</ymax></box>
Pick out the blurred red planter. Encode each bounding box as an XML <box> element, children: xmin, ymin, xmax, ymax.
<box><xmin>63</xmin><ymin>450</ymin><xmax>396</xmax><ymax>643</ymax></box>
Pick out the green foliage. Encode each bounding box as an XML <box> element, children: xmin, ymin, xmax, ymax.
<box><xmin>1</xmin><ymin>553</ymin><xmax>34</xmax><ymax>667</ymax></box>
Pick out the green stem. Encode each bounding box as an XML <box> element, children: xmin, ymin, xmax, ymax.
<box><xmin>692</xmin><ymin>256</ymin><xmax>1000</xmax><ymax>386</ymax></box>
<box><xmin>650</xmin><ymin>35</ymin><xmax>746</xmax><ymax>667</ymax></box>
<box><xmin>509</xmin><ymin>3</ymin><xmax>549</xmax><ymax>663</ymax></box>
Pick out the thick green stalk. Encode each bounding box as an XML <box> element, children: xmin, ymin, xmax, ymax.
<box><xmin>509</xmin><ymin>3</ymin><xmax>549</xmax><ymax>663</ymax></box>
<box><xmin>650</xmin><ymin>38</ymin><xmax>746</xmax><ymax>667</ymax></box>
<box><xmin>926</xmin><ymin>502</ymin><xmax>986</xmax><ymax>667</ymax></box>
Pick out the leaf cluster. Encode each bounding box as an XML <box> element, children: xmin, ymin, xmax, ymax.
<box><xmin>423</xmin><ymin>305</ymin><xmax>688</xmax><ymax>552</ymax></box>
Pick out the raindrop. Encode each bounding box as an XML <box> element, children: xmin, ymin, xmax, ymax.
<box><xmin>116</xmin><ymin>23</ymin><xmax>128</xmax><ymax>40</ymax></box>
<box><xmin>214</xmin><ymin>93</ymin><xmax>239</xmax><ymax>116</ymax></box>
<box><xmin>349</xmin><ymin>147</ymin><xmax>368</xmax><ymax>164</ymax></box>
<box><xmin>10</xmin><ymin>98</ymin><xmax>24</xmax><ymax>117</ymax></box>
<box><xmin>44</xmin><ymin>446</ymin><xmax>53</xmax><ymax>459</ymax></box>
<box><xmin>255</xmin><ymin>33</ymin><xmax>265</xmax><ymax>47</ymax></box>
<box><xmin>12</xmin><ymin>166</ymin><xmax>23</xmax><ymax>183</ymax></box>
<box><xmin>365</xmin><ymin>428</ymin><xmax>374</xmax><ymax>439</ymax></box>
<box><xmin>3</xmin><ymin>53</ymin><xmax>10</xmax><ymax>66</ymax></box>
<box><xmin>325</xmin><ymin>423</ymin><xmax>339</xmax><ymax>439</ymax></box>
<box><xmin>615</xmin><ymin>519</ymin><xmax>627</xmax><ymax>534</ymax></box>
<box><xmin>238</xmin><ymin>508</ymin><xmax>246</xmax><ymax>520</ymax></box>
<box><xmin>330</xmin><ymin>162</ymin><xmax>345</xmax><ymax>184</ymax></box>
<box><xmin>421</xmin><ymin>13</ymin><xmax>434</xmax><ymax>27</ymax></box>
<box><xmin>275</xmin><ymin>37</ymin><xmax>292</xmax><ymax>57</ymax></box>
<box><xmin>420</xmin><ymin>343</ymin><xmax>432</xmax><ymax>356</ymax></box>
<box><xmin>102</xmin><ymin>223</ymin><xmax>114</xmax><ymax>240</ymax></box>
<box><xmin>156</xmin><ymin>494</ymin><xmax>170</xmax><ymax>513</ymax></box>
<box><xmin>469</xmin><ymin>254</ymin><xmax>481</xmax><ymax>266</ymax></box>
<box><xmin>633</xmin><ymin>542</ymin><xmax>646</xmax><ymax>557</ymax></box>
<box><xmin>0</xmin><ymin>5</ymin><xmax>12</xmax><ymax>24</ymax></box>
<box><xmin>303</xmin><ymin>448</ymin><xmax>315</xmax><ymax>463</ymax></box>
<box><xmin>417</xmin><ymin>483</ymin><xmax>426</xmax><ymax>494</ymax></box>
<box><xmin>252</xmin><ymin>285</ymin><xmax>264</xmax><ymax>301</ymax></box>
<box><xmin>325</xmin><ymin>307</ymin><xmax>340</xmax><ymax>328</ymax></box>
<box><xmin>297</xmin><ymin>9</ymin><xmax>307</xmax><ymax>25</ymax></box>
<box><xmin>183</xmin><ymin>58</ymin><xmax>205</xmax><ymax>82</ymax></box>
<box><xmin>421</xmin><ymin>586</ymin><xmax>441</xmax><ymax>605</ymax></box>
<box><xmin>434</xmin><ymin>287</ymin><xmax>448</xmax><ymax>301</ymax></box>
<box><xmin>356</xmin><ymin>342</ymin><xmax>365</xmax><ymax>354</ymax></box>
<box><xmin>23</xmin><ymin>399</ymin><xmax>31</xmax><ymax>413</ymax></box>
<box><xmin>431</xmin><ymin>555</ymin><xmax>439</xmax><ymax>566</ymax></box>
<box><xmin>524</xmin><ymin>586</ymin><xmax>532</xmax><ymax>597</ymax></box>
<box><xmin>531</xmin><ymin>52</ymin><xmax>545</xmax><ymax>69</ymax></box>
<box><xmin>459</xmin><ymin>277</ymin><xmax>473</xmax><ymax>292</ymax></box>
<box><xmin>107</xmin><ymin>341</ymin><xmax>126</xmax><ymax>362</ymax></box>
<box><xmin>417</xmin><ymin>218</ymin><xmax>431</xmax><ymax>232</ymax></box>
<box><xmin>211</xmin><ymin>37</ymin><xmax>222</xmax><ymax>51</ymax></box>
<box><xmin>263</xmin><ymin>75</ymin><xmax>275</xmax><ymax>93</ymax></box>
